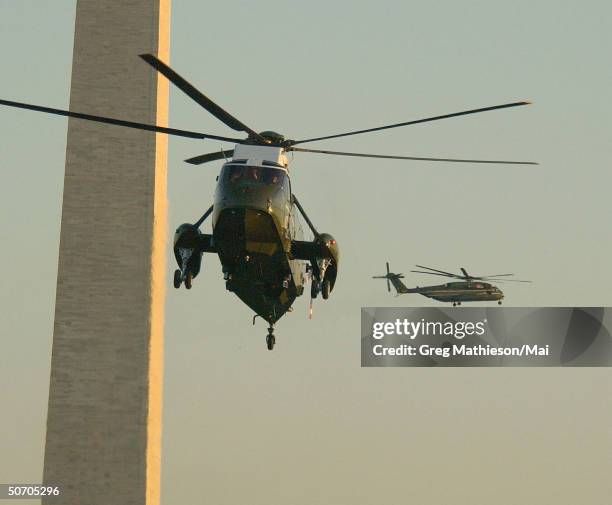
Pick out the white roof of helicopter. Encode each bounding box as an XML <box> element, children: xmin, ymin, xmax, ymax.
<box><xmin>230</xmin><ymin>144</ymin><xmax>289</xmax><ymax>170</ymax></box>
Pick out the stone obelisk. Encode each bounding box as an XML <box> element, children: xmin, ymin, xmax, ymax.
<box><xmin>42</xmin><ymin>2</ymin><xmax>170</xmax><ymax>504</ymax></box>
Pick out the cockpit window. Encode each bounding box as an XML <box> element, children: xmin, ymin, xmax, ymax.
<box><xmin>224</xmin><ymin>165</ymin><xmax>286</xmax><ymax>186</ymax></box>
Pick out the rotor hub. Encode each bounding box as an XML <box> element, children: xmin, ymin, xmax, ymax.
<box><xmin>258</xmin><ymin>130</ymin><xmax>285</xmax><ymax>145</ymax></box>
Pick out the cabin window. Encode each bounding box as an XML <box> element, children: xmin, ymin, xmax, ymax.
<box><xmin>224</xmin><ymin>165</ymin><xmax>286</xmax><ymax>186</ymax></box>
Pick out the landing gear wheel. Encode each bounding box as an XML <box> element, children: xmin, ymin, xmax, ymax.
<box><xmin>453</xmin><ymin>302</ymin><xmax>457</xmax><ymax>307</ymax></box>
<box><xmin>266</xmin><ymin>333</ymin><xmax>275</xmax><ymax>350</ymax></box>
<box><xmin>498</xmin><ymin>301</ymin><xmax>502</xmax><ymax>305</ymax></box>
<box><xmin>173</xmin><ymin>269</ymin><xmax>182</xmax><ymax>289</ymax></box>
<box><xmin>457</xmin><ymin>302</ymin><xmax>462</xmax><ymax>306</ymax></box>
<box><xmin>321</xmin><ymin>279</ymin><xmax>330</xmax><ymax>300</ymax></box>
<box><xmin>184</xmin><ymin>272</ymin><xmax>193</xmax><ymax>290</ymax></box>
<box><xmin>311</xmin><ymin>279</ymin><xmax>320</xmax><ymax>299</ymax></box>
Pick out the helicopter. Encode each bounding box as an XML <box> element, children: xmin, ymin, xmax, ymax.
<box><xmin>0</xmin><ymin>54</ymin><xmax>536</xmax><ymax>349</ymax></box>
<box><xmin>374</xmin><ymin>263</ymin><xmax>531</xmax><ymax>305</ymax></box>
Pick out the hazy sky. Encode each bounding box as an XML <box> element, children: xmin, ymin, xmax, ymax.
<box><xmin>1</xmin><ymin>1</ymin><xmax>611</xmax><ymax>504</ymax></box>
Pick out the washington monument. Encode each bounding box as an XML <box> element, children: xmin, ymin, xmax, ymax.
<box><xmin>42</xmin><ymin>1</ymin><xmax>170</xmax><ymax>504</ymax></box>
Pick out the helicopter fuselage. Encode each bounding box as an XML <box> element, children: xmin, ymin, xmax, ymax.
<box><xmin>173</xmin><ymin>143</ymin><xmax>339</xmax><ymax>332</ymax></box>
<box><xmin>211</xmin><ymin>145</ymin><xmax>306</xmax><ymax>324</ymax></box>
<box><xmin>380</xmin><ymin>265</ymin><xmax>519</xmax><ymax>305</ymax></box>
<box><xmin>412</xmin><ymin>281</ymin><xmax>504</xmax><ymax>303</ymax></box>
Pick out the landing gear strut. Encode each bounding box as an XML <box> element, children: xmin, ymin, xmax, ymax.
<box><xmin>184</xmin><ymin>271</ymin><xmax>193</xmax><ymax>290</ymax></box>
<box><xmin>266</xmin><ymin>325</ymin><xmax>275</xmax><ymax>351</ymax></box>
<box><xmin>311</xmin><ymin>278</ymin><xmax>320</xmax><ymax>299</ymax></box>
<box><xmin>321</xmin><ymin>279</ymin><xmax>331</xmax><ymax>300</ymax></box>
<box><xmin>174</xmin><ymin>247</ymin><xmax>194</xmax><ymax>289</ymax></box>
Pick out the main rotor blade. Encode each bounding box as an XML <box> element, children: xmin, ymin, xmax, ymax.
<box><xmin>415</xmin><ymin>265</ymin><xmax>458</xmax><ymax>277</ymax></box>
<box><xmin>185</xmin><ymin>149</ymin><xmax>234</xmax><ymax>165</ymax></box>
<box><xmin>476</xmin><ymin>273</ymin><xmax>516</xmax><ymax>278</ymax></box>
<box><xmin>290</xmin><ymin>101</ymin><xmax>532</xmax><ymax>146</ymax></box>
<box><xmin>411</xmin><ymin>270</ymin><xmax>461</xmax><ymax>279</ymax></box>
<box><xmin>483</xmin><ymin>278</ymin><xmax>532</xmax><ymax>283</ymax></box>
<box><xmin>287</xmin><ymin>147</ymin><xmax>537</xmax><ymax>165</ymax></box>
<box><xmin>139</xmin><ymin>54</ymin><xmax>265</xmax><ymax>142</ymax></box>
<box><xmin>0</xmin><ymin>98</ymin><xmax>243</xmax><ymax>142</ymax></box>
<box><xmin>460</xmin><ymin>268</ymin><xmax>470</xmax><ymax>278</ymax></box>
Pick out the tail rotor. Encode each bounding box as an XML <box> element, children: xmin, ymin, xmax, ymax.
<box><xmin>373</xmin><ymin>262</ymin><xmax>405</xmax><ymax>293</ymax></box>
<box><xmin>386</xmin><ymin>262</ymin><xmax>391</xmax><ymax>292</ymax></box>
